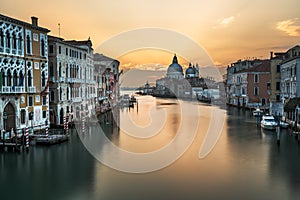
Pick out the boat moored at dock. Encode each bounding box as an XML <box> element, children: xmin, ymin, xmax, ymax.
<box><xmin>260</xmin><ymin>115</ymin><xmax>278</xmax><ymax>130</ymax></box>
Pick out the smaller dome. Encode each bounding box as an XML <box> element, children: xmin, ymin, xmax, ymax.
<box><xmin>186</xmin><ymin>66</ymin><xmax>195</xmax><ymax>75</ymax></box>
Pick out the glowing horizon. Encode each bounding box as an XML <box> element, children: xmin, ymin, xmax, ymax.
<box><xmin>1</xmin><ymin>0</ymin><xmax>299</xmax><ymax>71</ymax></box>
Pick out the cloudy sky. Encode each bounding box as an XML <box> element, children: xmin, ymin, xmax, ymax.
<box><xmin>1</xmin><ymin>0</ymin><xmax>300</xmax><ymax>85</ymax></box>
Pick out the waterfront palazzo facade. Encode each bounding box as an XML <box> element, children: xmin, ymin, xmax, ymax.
<box><xmin>0</xmin><ymin>14</ymin><xmax>49</xmax><ymax>133</ymax></box>
<box><xmin>48</xmin><ymin>36</ymin><xmax>97</xmax><ymax>126</ymax></box>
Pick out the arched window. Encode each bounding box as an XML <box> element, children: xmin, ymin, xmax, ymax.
<box><xmin>1</xmin><ymin>69</ymin><xmax>5</xmax><ymax>86</ymax></box>
<box><xmin>41</xmin><ymin>38</ymin><xmax>45</xmax><ymax>56</ymax></box>
<box><xmin>59</xmin><ymin>87</ymin><xmax>62</xmax><ymax>101</ymax></box>
<box><xmin>12</xmin><ymin>33</ymin><xmax>16</xmax><ymax>49</ymax></box>
<box><xmin>0</xmin><ymin>29</ymin><xmax>4</xmax><ymax>47</ymax></box>
<box><xmin>50</xmin><ymin>90</ymin><xmax>55</xmax><ymax>102</ymax></box>
<box><xmin>26</xmin><ymin>34</ymin><xmax>31</xmax><ymax>54</ymax></box>
<box><xmin>49</xmin><ymin>62</ymin><xmax>54</xmax><ymax>76</ymax></box>
<box><xmin>7</xmin><ymin>69</ymin><xmax>11</xmax><ymax>86</ymax></box>
<box><xmin>67</xmin><ymin>87</ymin><xmax>69</xmax><ymax>100</ymax></box>
<box><xmin>6</xmin><ymin>32</ymin><xmax>10</xmax><ymax>48</ymax></box>
<box><xmin>41</xmin><ymin>71</ymin><xmax>46</xmax><ymax>87</ymax></box>
<box><xmin>19</xmin><ymin>72</ymin><xmax>24</xmax><ymax>86</ymax></box>
<box><xmin>13</xmin><ymin>70</ymin><xmax>18</xmax><ymax>86</ymax></box>
<box><xmin>66</xmin><ymin>64</ymin><xmax>68</xmax><ymax>77</ymax></box>
<box><xmin>28</xmin><ymin>70</ymin><xmax>32</xmax><ymax>87</ymax></box>
<box><xmin>59</xmin><ymin>62</ymin><xmax>62</xmax><ymax>77</ymax></box>
<box><xmin>18</xmin><ymin>35</ymin><xmax>22</xmax><ymax>51</ymax></box>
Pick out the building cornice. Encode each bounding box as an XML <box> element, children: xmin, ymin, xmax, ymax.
<box><xmin>0</xmin><ymin>14</ymin><xmax>50</xmax><ymax>33</ymax></box>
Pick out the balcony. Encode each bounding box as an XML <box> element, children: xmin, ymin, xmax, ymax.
<box><xmin>17</xmin><ymin>49</ymin><xmax>23</xmax><ymax>56</ymax></box>
<box><xmin>66</xmin><ymin>78</ymin><xmax>72</xmax><ymax>83</ymax></box>
<box><xmin>0</xmin><ymin>86</ymin><xmax>25</xmax><ymax>94</ymax></box>
<box><xmin>91</xmin><ymin>94</ymin><xmax>97</xmax><ymax>98</ymax></box>
<box><xmin>28</xmin><ymin>86</ymin><xmax>36</xmax><ymax>93</ymax></box>
<box><xmin>72</xmin><ymin>97</ymin><xmax>82</xmax><ymax>102</ymax></box>
<box><xmin>13</xmin><ymin>86</ymin><xmax>25</xmax><ymax>93</ymax></box>
<box><xmin>59</xmin><ymin>77</ymin><xmax>65</xmax><ymax>82</ymax></box>
<box><xmin>1</xmin><ymin>86</ymin><xmax>11</xmax><ymax>93</ymax></box>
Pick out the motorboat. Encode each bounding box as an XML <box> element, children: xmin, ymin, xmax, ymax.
<box><xmin>260</xmin><ymin>115</ymin><xmax>278</xmax><ymax>130</ymax></box>
<box><xmin>253</xmin><ymin>108</ymin><xmax>263</xmax><ymax>117</ymax></box>
<box><xmin>279</xmin><ymin>121</ymin><xmax>289</xmax><ymax>128</ymax></box>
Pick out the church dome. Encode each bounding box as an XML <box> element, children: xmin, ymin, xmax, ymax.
<box><xmin>186</xmin><ymin>65</ymin><xmax>195</xmax><ymax>75</ymax></box>
<box><xmin>167</xmin><ymin>54</ymin><xmax>183</xmax><ymax>74</ymax></box>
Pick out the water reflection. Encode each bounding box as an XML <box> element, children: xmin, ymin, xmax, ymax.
<box><xmin>1</xmin><ymin>97</ymin><xmax>300</xmax><ymax>200</ymax></box>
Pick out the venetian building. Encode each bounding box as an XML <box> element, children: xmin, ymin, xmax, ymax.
<box><xmin>0</xmin><ymin>14</ymin><xmax>49</xmax><ymax>133</ymax></box>
<box><xmin>94</xmin><ymin>53</ymin><xmax>120</xmax><ymax>107</ymax></box>
<box><xmin>48</xmin><ymin>36</ymin><xmax>97</xmax><ymax>126</ymax></box>
<box><xmin>65</xmin><ymin>39</ymin><xmax>96</xmax><ymax>119</ymax></box>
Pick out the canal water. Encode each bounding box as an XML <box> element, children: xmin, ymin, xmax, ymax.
<box><xmin>1</xmin><ymin>95</ymin><xmax>300</xmax><ymax>200</ymax></box>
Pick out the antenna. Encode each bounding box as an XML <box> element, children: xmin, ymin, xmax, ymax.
<box><xmin>58</xmin><ymin>23</ymin><xmax>61</xmax><ymax>37</ymax></box>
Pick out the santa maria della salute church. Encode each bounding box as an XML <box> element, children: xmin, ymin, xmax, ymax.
<box><xmin>154</xmin><ymin>54</ymin><xmax>214</xmax><ymax>99</ymax></box>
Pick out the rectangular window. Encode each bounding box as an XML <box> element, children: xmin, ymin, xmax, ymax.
<box><xmin>49</xmin><ymin>45</ymin><xmax>54</xmax><ymax>54</ymax></box>
<box><xmin>28</xmin><ymin>96</ymin><xmax>33</xmax><ymax>106</ymax></box>
<box><xmin>66</xmin><ymin>48</ymin><xmax>68</xmax><ymax>56</ymax></box>
<box><xmin>276</xmin><ymin>82</ymin><xmax>280</xmax><ymax>90</ymax></box>
<box><xmin>21</xmin><ymin>109</ymin><xmax>26</xmax><ymax>124</ymax></box>
<box><xmin>25</xmin><ymin>30</ymin><xmax>32</xmax><ymax>54</ymax></box>
<box><xmin>261</xmin><ymin>98</ymin><xmax>266</xmax><ymax>106</ymax></box>
<box><xmin>40</xmin><ymin>34</ymin><xmax>46</xmax><ymax>57</ymax></box>
<box><xmin>277</xmin><ymin>65</ymin><xmax>280</xmax><ymax>73</ymax></box>
<box><xmin>267</xmin><ymin>83</ymin><xmax>271</xmax><ymax>91</ymax></box>
<box><xmin>28</xmin><ymin>112</ymin><xmax>33</xmax><ymax>120</ymax></box>
<box><xmin>35</xmin><ymin>95</ymin><xmax>40</xmax><ymax>103</ymax></box>
<box><xmin>33</xmin><ymin>33</ymin><xmax>39</xmax><ymax>41</ymax></box>
<box><xmin>58</xmin><ymin>46</ymin><xmax>61</xmax><ymax>54</ymax></box>
<box><xmin>254</xmin><ymin>87</ymin><xmax>259</xmax><ymax>96</ymax></box>
<box><xmin>254</xmin><ymin>74</ymin><xmax>259</xmax><ymax>83</ymax></box>
<box><xmin>276</xmin><ymin>95</ymin><xmax>280</xmax><ymax>101</ymax></box>
<box><xmin>42</xmin><ymin>111</ymin><xmax>47</xmax><ymax>119</ymax></box>
<box><xmin>34</xmin><ymin>62</ymin><xmax>39</xmax><ymax>70</ymax></box>
<box><xmin>50</xmin><ymin>91</ymin><xmax>55</xmax><ymax>102</ymax></box>
<box><xmin>42</xmin><ymin>96</ymin><xmax>47</xmax><ymax>105</ymax></box>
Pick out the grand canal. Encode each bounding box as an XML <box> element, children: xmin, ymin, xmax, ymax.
<box><xmin>1</xmin><ymin>95</ymin><xmax>300</xmax><ymax>200</ymax></box>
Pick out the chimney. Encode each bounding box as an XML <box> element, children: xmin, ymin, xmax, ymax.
<box><xmin>270</xmin><ymin>51</ymin><xmax>273</xmax><ymax>59</ymax></box>
<box><xmin>31</xmin><ymin>16</ymin><xmax>38</xmax><ymax>26</ymax></box>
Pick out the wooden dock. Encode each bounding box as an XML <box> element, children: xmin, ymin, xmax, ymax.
<box><xmin>34</xmin><ymin>134</ymin><xmax>69</xmax><ymax>145</ymax></box>
<box><xmin>0</xmin><ymin>139</ymin><xmax>22</xmax><ymax>152</ymax></box>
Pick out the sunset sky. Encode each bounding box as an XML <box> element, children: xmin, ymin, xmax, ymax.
<box><xmin>1</xmin><ymin>0</ymin><xmax>300</xmax><ymax>85</ymax></box>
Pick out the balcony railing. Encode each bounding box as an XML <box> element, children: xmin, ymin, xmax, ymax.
<box><xmin>28</xmin><ymin>86</ymin><xmax>36</xmax><ymax>93</ymax></box>
<box><xmin>13</xmin><ymin>86</ymin><xmax>25</xmax><ymax>93</ymax></box>
<box><xmin>72</xmin><ymin>97</ymin><xmax>82</xmax><ymax>102</ymax></box>
<box><xmin>59</xmin><ymin>77</ymin><xmax>64</xmax><ymax>82</ymax></box>
<box><xmin>1</xmin><ymin>86</ymin><xmax>11</xmax><ymax>93</ymax></box>
<box><xmin>0</xmin><ymin>86</ymin><xmax>25</xmax><ymax>93</ymax></box>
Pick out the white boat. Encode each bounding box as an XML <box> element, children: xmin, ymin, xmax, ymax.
<box><xmin>279</xmin><ymin>121</ymin><xmax>289</xmax><ymax>128</ymax></box>
<box><xmin>253</xmin><ymin>108</ymin><xmax>263</xmax><ymax>117</ymax></box>
<box><xmin>260</xmin><ymin>115</ymin><xmax>278</xmax><ymax>130</ymax></box>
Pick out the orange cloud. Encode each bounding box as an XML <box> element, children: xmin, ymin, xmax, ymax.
<box><xmin>276</xmin><ymin>18</ymin><xmax>300</xmax><ymax>36</ymax></box>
